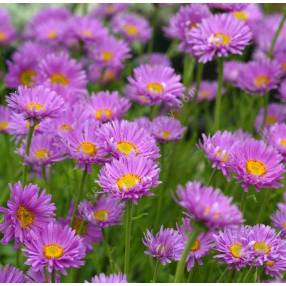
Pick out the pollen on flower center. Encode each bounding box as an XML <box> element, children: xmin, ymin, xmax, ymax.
<box><xmin>81</xmin><ymin>30</ymin><xmax>92</xmax><ymax>38</ymax></box>
<box><xmin>210</xmin><ymin>32</ymin><xmax>231</xmax><ymax>46</ymax></box>
<box><xmin>265</xmin><ymin>114</ymin><xmax>277</xmax><ymax>126</ymax></box>
<box><xmin>20</xmin><ymin>69</ymin><xmax>37</xmax><ymax>87</ymax></box>
<box><xmin>282</xmin><ymin>62</ymin><xmax>286</xmax><ymax>71</ymax></box>
<box><xmin>101</xmin><ymin>51</ymin><xmax>113</xmax><ymax>62</ymax></box>
<box><xmin>147</xmin><ymin>82</ymin><xmax>165</xmax><ymax>94</ymax></box>
<box><xmin>0</xmin><ymin>121</ymin><xmax>9</xmax><ymax>130</ymax></box>
<box><xmin>59</xmin><ymin>123</ymin><xmax>73</xmax><ymax>132</ymax></box>
<box><xmin>200</xmin><ymin>90</ymin><xmax>210</xmax><ymax>98</ymax></box>
<box><xmin>229</xmin><ymin>242</ymin><xmax>242</xmax><ymax>258</ymax></box>
<box><xmin>233</xmin><ymin>11</ymin><xmax>249</xmax><ymax>21</ymax></box>
<box><xmin>72</xmin><ymin>217</ymin><xmax>86</xmax><ymax>235</ymax></box>
<box><xmin>117</xmin><ymin>173</ymin><xmax>141</xmax><ymax>191</ymax></box>
<box><xmin>279</xmin><ymin>139</ymin><xmax>286</xmax><ymax>147</ymax></box>
<box><xmin>254</xmin><ymin>75</ymin><xmax>270</xmax><ymax>88</ymax></box>
<box><xmin>47</xmin><ymin>31</ymin><xmax>57</xmax><ymax>39</ymax></box>
<box><xmin>95</xmin><ymin>108</ymin><xmax>112</xmax><ymax>120</ymax></box>
<box><xmin>0</xmin><ymin>31</ymin><xmax>7</xmax><ymax>42</ymax></box>
<box><xmin>94</xmin><ymin>209</ymin><xmax>109</xmax><ymax>222</ymax></box>
<box><xmin>117</xmin><ymin>141</ymin><xmax>138</xmax><ymax>156</ymax></box>
<box><xmin>191</xmin><ymin>239</ymin><xmax>201</xmax><ymax>252</ymax></box>
<box><xmin>26</xmin><ymin>101</ymin><xmax>45</xmax><ymax>112</ymax></box>
<box><xmin>266</xmin><ymin>260</ymin><xmax>275</xmax><ymax>267</ymax></box>
<box><xmin>50</xmin><ymin>73</ymin><xmax>69</xmax><ymax>86</ymax></box>
<box><xmin>79</xmin><ymin>141</ymin><xmax>97</xmax><ymax>156</ymax></box>
<box><xmin>34</xmin><ymin>148</ymin><xmax>49</xmax><ymax>159</ymax></box>
<box><xmin>16</xmin><ymin>206</ymin><xmax>34</xmax><ymax>228</ymax></box>
<box><xmin>246</xmin><ymin>159</ymin><xmax>266</xmax><ymax>176</ymax></box>
<box><xmin>253</xmin><ymin>241</ymin><xmax>270</xmax><ymax>254</ymax></box>
<box><xmin>215</xmin><ymin>149</ymin><xmax>229</xmax><ymax>162</ymax></box>
<box><xmin>43</xmin><ymin>243</ymin><xmax>64</xmax><ymax>259</ymax></box>
<box><xmin>161</xmin><ymin>130</ymin><xmax>171</xmax><ymax>139</ymax></box>
<box><xmin>123</xmin><ymin>24</ymin><xmax>139</xmax><ymax>36</ymax></box>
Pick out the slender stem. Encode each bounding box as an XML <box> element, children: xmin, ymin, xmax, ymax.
<box><xmin>147</xmin><ymin>5</ymin><xmax>158</xmax><ymax>53</ymax></box>
<box><xmin>124</xmin><ymin>200</ymin><xmax>133</xmax><ymax>276</ymax></box>
<box><xmin>42</xmin><ymin>165</ymin><xmax>47</xmax><ymax>183</ymax></box>
<box><xmin>44</xmin><ymin>267</ymin><xmax>49</xmax><ymax>283</ymax></box>
<box><xmin>70</xmin><ymin>166</ymin><xmax>88</xmax><ymax>227</ymax></box>
<box><xmin>214</xmin><ymin>57</ymin><xmax>224</xmax><ymax>131</ymax></box>
<box><xmin>183</xmin><ymin>54</ymin><xmax>195</xmax><ymax>89</ymax></box>
<box><xmin>151</xmin><ymin>260</ymin><xmax>159</xmax><ymax>282</ymax></box>
<box><xmin>261</xmin><ymin>92</ymin><xmax>270</xmax><ymax>130</ymax></box>
<box><xmin>207</xmin><ymin>169</ymin><xmax>217</xmax><ymax>186</ymax></box>
<box><xmin>268</xmin><ymin>12</ymin><xmax>286</xmax><ymax>59</ymax></box>
<box><xmin>16</xmin><ymin>248</ymin><xmax>20</xmax><ymax>268</ymax></box>
<box><xmin>216</xmin><ymin>267</ymin><xmax>228</xmax><ymax>283</ymax></box>
<box><xmin>243</xmin><ymin>267</ymin><xmax>253</xmax><ymax>283</ymax></box>
<box><xmin>51</xmin><ymin>269</ymin><xmax>56</xmax><ymax>283</ymax></box>
<box><xmin>174</xmin><ymin>227</ymin><xmax>199</xmax><ymax>282</ymax></box>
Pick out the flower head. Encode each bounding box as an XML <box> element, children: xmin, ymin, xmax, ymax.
<box><xmin>0</xmin><ymin>8</ymin><xmax>16</xmax><ymax>45</ymax></box>
<box><xmin>88</xmin><ymin>273</ymin><xmax>127</xmax><ymax>283</ymax></box>
<box><xmin>138</xmin><ymin>53</ymin><xmax>171</xmax><ymax>67</ymax></box>
<box><xmin>193</xmin><ymin>80</ymin><xmax>218</xmax><ymax>102</ymax></box>
<box><xmin>0</xmin><ymin>265</ymin><xmax>26</xmax><ymax>283</ymax></box>
<box><xmin>0</xmin><ymin>106</ymin><xmax>11</xmax><ymax>134</ymax></box>
<box><xmin>91</xmin><ymin>4</ymin><xmax>129</xmax><ymax>18</ymax></box>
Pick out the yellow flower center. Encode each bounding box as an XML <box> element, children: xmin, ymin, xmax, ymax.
<box><xmin>210</xmin><ymin>32</ymin><xmax>231</xmax><ymax>46</ymax></box>
<box><xmin>253</xmin><ymin>241</ymin><xmax>270</xmax><ymax>254</ymax></box>
<box><xmin>200</xmin><ymin>90</ymin><xmax>210</xmax><ymax>98</ymax></box>
<box><xmin>16</xmin><ymin>206</ymin><xmax>34</xmax><ymax>229</ymax></box>
<box><xmin>283</xmin><ymin>221</ymin><xmax>286</xmax><ymax>230</ymax></box>
<box><xmin>282</xmin><ymin>62</ymin><xmax>286</xmax><ymax>71</ymax></box>
<box><xmin>81</xmin><ymin>30</ymin><xmax>92</xmax><ymax>38</ymax></box>
<box><xmin>279</xmin><ymin>139</ymin><xmax>286</xmax><ymax>147</ymax></box>
<box><xmin>123</xmin><ymin>24</ymin><xmax>139</xmax><ymax>36</ymax></box>
<box><xmin>26</xmin><ymin>102</ymin><xmax>45</xmax><ymax>112</ymax></box>
<box><xmin>47</xmin><ymin>31</ymin><xmax>57</xmax><ymax>39</ymax></box>
<box><xmin>161</xmin><ymin>130</ymin><xmax>171</xmax><ymax>139</ymax></box>
<box><xmin>215</xmin><ymin>149</ymin><xmax>229</xmax><ymax>162</ymax></box>
<box><xmin>94</xmin><ymin>209</ymin><xmax>109</xmax><ymax>222</ymax></box>
<box><xmin>0</xmin><ymin>121</ymin><xmax>9</xmax><ymax>130</ymax></box>
<box><xmin>116</xmin><ymin>141</ymin><xmax>138</xmax><ymax>156</ymax></box>
<box><xmin>79</xmin><ymin>141</ymin><xmax>97</xmax><ymax>156</ymax></box>
<box><xmin>50</xmin><ymin>73</ymin><xmax>69</xmax><ymax>86</ymax></box>
<box><xmin>0</xmin><ymin>31</ymin><xmax>7</xmax><ymax>42</ymax></box>
<box><xmin>95</xmin><ymin>109</ymin><xmax>112</xmax><ymax>120</ymax></box>
<box><xmin>266</xmin><ymin>260</ymin><xmax>275</xmax><ymax>267</ymax></box>
<box><xmin>146</xmin><ymin>82</ymin><xmax>165</xmax><ymax>94</ymax></box>
<box><xmin>246</xmin><ymin>159</ymin><xmax>266</xmax><ymax>176</ymax></box>
<box><xmin>233</xmin><ymin>11</ymin><xmax>249</xmax><ymax>21</ymax></box>
<box><xmin>101</xmin><ymin>51</ymin><xmax>113</xmax><ymax>62</ymax></box>
<box><xmin>19</xmin><ymin>69</ymin><xmax>37</xmax><ymax>87</ymax></box>
<box><xmin>254</xmin><ymin>75</ymin><xmax>270</xmax><ymax>88</ymax></box>
<box><xmin>59</xmin><ymin>123</ymin><xmax>73</xmax><ymax>132</ymax></box>
<box><xmin>230</xmin><ymin>242</ymin><xmax>242</xmax><ymax>258</ymax></box>
<box><xmin>117</xmin><ymin>173</ymin><xmax>140</xmax><ymax>191</ymax></box>
<box><xmin>191</xmin><ymin>239</ymin><xmax>201</xmax><ymax>252</ymax></box>
<box><xmin>43</xmin><ymin>243</ymin><xmax>64</xmax><ymax>259</ymax></box>
<box><xmin>265</xmin><ymin>114</ymin><xmax>277</xmax><ymax>126</ymax></box>
<box><xmin>34</xmin><ymin>148</ymin><xmax>49</xmax><ymax>159</ymax></box>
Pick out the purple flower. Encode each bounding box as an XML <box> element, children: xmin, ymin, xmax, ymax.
<box><xmin>176</xmin><ymin>181</ymin><xmax>243</xmax><ymax>228</ymax></box>
<box><xmin>0</xmin><ymin>9</ymin><xmax>16</xmax><ymax>45</ymax></box>
<box><xmin>99</xmin><ymin>120</ymin><xmax>160</xmax><ymax>160</ymax></box>
<box><xmin>0</xmin><ymin>182</ymin><xmax>55</xmax><ymax>244</ymax></box>
<box><xmin>151</xmin><ymin>116</ymin><xmax>186</xmax><ymax>142</ymax></box>
<box><xmin>230</xmin><ymin>139</ymin><xmax>285</xmax><ymax>191</ymax></box>
<box><xmin>133</xmin><ymin>116</ymin><xmax>152</xmax><ymax>133</ymax></box>
<box><xmin>111</xmin><ymin>12</ymin><xmax>152</xmax><ymax>43</ymax></box>
<box><xmin>7</xmin><ymin>85</ymin><xmax>64</xmax><ymax>122</ymax></box>
<box><xmin>87</xmin><ymin>273</ymin><xmax>127</xmax><ymax>283</ymax></box>
<box><xmin>23</xmin><ymin>222</ymin><xmax>85</xmax><ymax>275</ymax></box>
<box><xmin>143</xmin><ymin>226</ymin><xmax>185</xmax><ymax>265</ymax></box>
<box><xmin>231</xmin><ymin>4</ymin><xmax>263</xmax><ymax>26</ymax></box>
<box><xmin>88</xmin><ymin>65</ymin><xmax>121</xmax><ymax>84</ymax></box>
<box><xmin>91</xmin><ymin>4</ymin><xmax>129</xmax><ymax>18</ymax></box>
<box><xmin>193</xmin><ymin>80</ymin><xmax>218</xmax><ymax>102</ymax></box>
<box><xmin>279</xmin><ymin>79</ymin><xmax>286</xmax><ymax>101</ymax></box>
<box><xmin>128</xmin><ymin>64</ymin><xmax>185</xmax><ymax>107</ymax></box>
<box><xmin>98</xmin><ymin>154</ymin><xmax>160</xmax><ymax>202</ymax></box>
<box><xmin>208</xmin><ymin>4</ymin><xmax>249</xmax><ymax>11</ymax></box>
<box><xmin>223</xmin><ymin>60</ymin><xmax>245</xmax><ymax>86</ymax></box>
<box><xmin>187</xmin><ymin>13</ymin><xmax>252</xmax><ymax>63</ymax></box>
<box><xmin>138</xmin><ymin>53</ymin><xmax>171</xmax><ymax>67</ymax></box>
<box><xmin>0</xmin><ymin>265</ymin><xmax>26</xmax><ymax>283</ymax></box>
<box><xmin>0</xmin><ymin>106</ymin><xmax>11</xmax><ymax>134</ymax></box>
<box><xmin>272</xmin><ymin>205</ymin><xmax>286</xmax><ymax>238</ymax></box>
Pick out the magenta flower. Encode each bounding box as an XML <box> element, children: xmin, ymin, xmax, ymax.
<box><xmin>98</xmin><ymin>154</ymin><xmax>160</xmax><ymax>202</ymax></box>
<box><xmin>138</xmin><ymin>53</ymin><xmax>171</xmax><ymax>67</ymax></box>
<box><xmin>0</xmin><ymin>265</ymin><xmax>26</xmax><ymax>283</ymax></box>
<box><xmin>87</xmin><ymin>273</ymin><xmax>127</xmax><ymax>283</ymax></box>
<box><xmin>187</xmin><ymin>13</ymin><xmax>252</xmax><ymax>63</ymax></box>
<box><xmin>223</xmin><ymin>60</ymin><xmax>245</xmax><ymax>86</ymax></box>
<box><xmin>230</xmin><ymin>4</ymin><xmax>263</xmax><ymax>26</ymax></box>
<box><xmin>272</xmin><ymin>205</ymin><xmax>286</xmax><ymax>238</ymax></box>
<box><xmin>0</xmin><ymin>182</ymin><xmax>55</xmax><ymax>244</ymax></box>
<box><xmin>193</xmin><ymin>80</ymin><xmax>218</xmax><ymax>102</ymax></box>
<box><xmin>0</xmin><ymin>9</ymin><xmax>16</xmax><ymax>45</ymax></box>
<box><xmin>143</xmin><ymin>226</ymin><xmax>185</xmax><ymax>265</ymax></box>
<box><xmin>23</xmin><ymin>222</ymin><xmax>85</xmax><ymax>275</ymax></box>
<box><xmin>0</xmin><ymin>106</ymin><xmax>11</xmax><ymax>134</ymax></box>
<box><xmin>208</xmin><ymin>4</ymin><xmax>249</xmax><ymax>11</ymax></box>
<box><xmin>133</xmin><ymin>116</ymin><xmax>152</xmax><ymax>133</ymax></box>
<box><xmin>91</xmin><ymin>4</ymin><xmax>129</xmax><ymax>18</ymax></box>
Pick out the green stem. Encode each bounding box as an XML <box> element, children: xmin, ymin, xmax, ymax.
<box><xmin>42</xmin><ymin>165</ymin><xmax>47</xmax><ymax>184</ymax></box>
<box><xmin>44</xmin><ymin>267</ymin><xmax>49</xmax><ymax>283</ymax></box>
<box><xmin>207</xmin><ymin>169</ymin><xmax>216</xmax><ymax>186</ymax></box>
<box><xmin>214</xmin><ymin>57</ymin><xmax>224</xmax><ymax>131</ymax></box>
<box><xmin>262</xmin><ymin>92</ymin><xmax>270</xmax><ymax>130</ymax></box>
<box><xmin>151</xmin><ymin>260</ymin><xmax>159</xmax><ymax>282</ymax></box>
<box><xmin>183</xmin><ymin>54</ymin><xmax>195</xmax><ymax>89</ymax></box>
<box><xmin>216</xmin><ymin>267</ymin><xmax>228</xmax><ymax>283</ymax></box>
<box><xmin>243</xmin><ymin>267</ymin><xmax>253</xmax><ymax>283</ymax></box>
<box><xmin>124</xmin><ymin>201</ymin><xmax>133</xmax><ymax>276</ymax></box>
<box><xmin>174</xmin><ymin>227</ymin><xmax>199</xmax><ymax>282</ymax></box>
<box><xmin>51</xmin><ymin>269</ymin><xmax>56</xmax><ymax>283</ymax></box>
<box><xmin>16</xmin><ymin>248</ymin><xmax>20</xmax><ymax>268</ymax></box>
<box><xmin>268</xmin><ymin>12</ymin><xmax>286</xmax><ymax>59</ymax></box>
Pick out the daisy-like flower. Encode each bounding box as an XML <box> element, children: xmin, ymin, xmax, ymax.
<box><xmin>90</xmin><ymin>35</ymin><xmax>130</xmax><ymax>69</ymax></box>
<box><xmin>98</xmin><ymin>154</ymin><xmax>160</xmax><ymax>202</ymax></box>
<box><xmin>0</xmin><ymin>106</ymin><xmax>11</xmax><ymax>134</ymax></box>
<box><xmin>112</xmin><ymin>12</ymin><xmax>152</xmax><ymax>43</ymax></box>
<box><xmin>0</xmin><ymin>9</ymin><xmax>16</xmax><ymax>45</ymax></box>
<box><xmin>87</xmin><ymin>273</ymin><xmax>127</xmax><ymax>283</ymax></box>
<box><xmin>7</xmin><ymin>85</ymin><xmax>65</xmax><ymax>122</ymax></box>
<box><xmin>275</xmin><ymin>53</ymin><xmax>286</xmax><ymax>77</ymax></box>
<box><xmin>0</xmin><ymin>265</ymin><xmax>26</xmax><ymax>283</ymax></box>
<box><xmin>99</xmin><ymin>120</ymin><xmax>160</xmax><ymax>160</ymax></box>
<box><xmin>143</xmin><ymin>226</ymin><xmax>185</xmax><ymax>265</ymax></box>
<box><xmin>230</xmin><ymin>139</ymin><xmax>285</xmax><ymax>191</ymax></box>
<box><xmin>265</xmin><ymin>257</ymin><xmax>286</xmax><ymax>279</ymax></box>
<box><xmin>138</xmin><ymin>53</ymin><xmax>171</xmax><ymax>67</ymax></box>
<box><xmin>237</xmin><ymin>59</ymin><xmax>282</xmax><ymax>94</ymax></box>
<box><xmin>279</xmin><ymin>79</ymin><xmax>286</xmax><ymax>102</ymax></box>
<box><xmin>88</xmin><ymin>64</ymin><xmax>121</xmax><ymax>84</ymax></box>
<box><xmin>223</xmin><ymin>61</ymin><xmax>245</xmax><ymax>86</ymax></box>
<box><xmin>176</xmin><ymin>181</ymin><xmax>243</xmax><ymax>228</ymax></box>
<box><xmin>187</xmin><ymin>13</ymin><xmax>252</xmax><ymax>63</ymax></box>
<box><xmin>0</xmin><ymin>182</ymin><xmax>55</xmax><ymax>244</ymax></box>
<box><xmin>199</xmin><ymin>131</ymin><xmax>239</xmax><ymax>177</ymax></box>
<box><xmin>151</xmin><ymin>116</ymin><xmax>186</xmax><ymax>142</ymax></box>
<box><xmin>88</xmin><ymin>91</ymin><xmax>131</xmax><ymax>123</ymax></box>
<box><xmin>128</xmin><ymin>64</ymin><xmax>185</xmax><ymax>107</ymax></box>
<box><xmin>83</xmin><ymin>195</ymin><xmax>125</xmax><ymax>228</ymax></box>
<box><xmin>208</xmin><ymin>4</ymin><xmax>249</xmax><ymax>11</ymax></box>
<box><xmin>214</xmin><ymin>226</ymin><xmax>251</xmax><ymax>269</ymax></box>
<box><xmin>91</xmin><ymin>3</ymin><xmax>129</xmax><ymax>18</ymax></box>
<box><xmin>231</xmin><ymin>4</ymin><xmax>263</xmax><ymax>26</ymax></box>
<box><xmin>193</xmin><ymin>80</ymin><xmax>218</xmax><ymax>102</ymax></box>
<box><xmin>23</xmin><ymin>222</ymin><xmax>85</xmax><ymax>275</ymax></box>
<box><xmin>133</xmin><ymin>116</ymin><xmax>152</xmax><ymax>133</ymax></box>
<box><xmin>272</xmin><ymin>205</ymin><xmax>286</xmax><ymax>238</ymax></box>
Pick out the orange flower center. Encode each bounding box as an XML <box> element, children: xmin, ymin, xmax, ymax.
<box><xmin>0</xmin><ymin>31</ymin><xmax>7</xmax><ymax>42</ymax></box>
<box><xmin>265</xmin><ymin>114</ymin><xmax>277</xmax><ymax>126</ymax></box>
<box><xmin>101</xmin><ymin>51</ymin><xmax>113</xmax><ymax>62</ymax></box>
<box><xmin>16</xmin><ymin>206</ymin><xmax>34</xmax><ymax>228</ymax></box>
<box><xmin>95</xmin><ymin>109</ymin><xmax>112</xmax><ymax>120</ymax></box>
<box><xmin>0</xmin><ymin>121</ymin><xmax>9</xmax><ymax>130</ymax></box>
<box><xmin>161</xmin><ymin>130</ymin><xmax>171</xmax><ymax>139</ymax></box>
<box><xmin>47</xmin><ymin>31</ymin><xmax>58</xmax><ymax>39</ymax></box>
<box><xmin>79</xmin><ymin>141</ymin><xmax>97</xmax><ymax>156</ymax></box>
<box><xmin>191</xmin><ymin>239</ymin><xmax>201</xmax><ymax>252</ymax></box>
<box><xmin>34</xmin><ymin>148</ymin><xmax>49</xmax><ymax>159</ymax></box>
<box><xmin>246</xmin><ymin>159</ymin><xmax>266</xmax><ymax>176</ymax></box>
<box><xmin>254</xmin><ymin>75</ymin><xmax>270</xmax><ymax>88</ymax></box>
<box><xmin>59</xmin><ymin>123</ymin><xmax>73</xmax><ymax>132</ymax></box>
<box><xmin>123</xmin><ymin>24</ymin><xmax>139</xmax><ymax>36</ymax></box>
<box><xmin>26</xmin><ymin>102</ymin><xmax>45</xmax><ymax>112</ymax></box>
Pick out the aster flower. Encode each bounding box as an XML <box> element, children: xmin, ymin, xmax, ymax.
<box><xmin>98</xmin><ymin>154</ymin><xmax>160</xmax><ymax>202</ymax></box>
<box><xmin>223</xmin><ymin>61</ymin><xmax>245</xmax><ymax>86</ymax></box>
<box><xmin>7</xmin><ymin>85</ymin><xmax>65</xmax><ymax>122</ymax></box>
<box><xmin>143</xmin><ymin>226</ymin><xmax>185</xmax><ymax>265</ymax></box>
<box><xmin>0</xmin><ymin>265</ymin><xmax>26</xmax><ymax>283</ymax></box>
<box><xmin>112</xmin><ymin>12</ymin><xmax>152</xmax><ymax>43</ymax></box>
<box><xmin>187</xmin><ymin>13</ymin><xmax>252</xmax><ymax>63</ymax></box>
<box><xmin>265</xmin><ymin>257</ymin><xmax>286</xmax><ymax>279</ymax></box>
<box><xmin>275</xmin><ymin>53</ymin><xmax>286</xmax><ymax>77</ymax></box>
<box><xmin>230</xmin><ymin>139</ymin><xmax>285</xmax><ymax>191</ymax></box>
<box><xmin>138</xmin><ymin>53</ymin><xmax>171</xmax><ymax>67</ymax></box>
<box><xmin>0</xmin><ymin>9</ymin><xmax>16</xmax><ymax>45</ymax></box>
<box><xmin>272</xmin><ymin>205</ymin><xmax>286</xmax><ymax>238</ymax></box>
<box><xmin>26</xmin><ymin>268</ymin><xmax>61</xmax><ymax>283</ymax></box>
<box><xmin>83</xmin><ymin>195</ymin><xmax>125</xmax><ymax>228</ymax></box>
<box><xmin>88</xmin><ymin>64</ymin><xmax>121</xmax><ymax>84</ymax></box>
<box><xmin>193</xmin><ymin>80</ymin><xmax>218</xmax><ymax>102</ymax></box>
<box><xmin>208</xmin><ymin>4</ymin><xmax>249</xmax><ymax>11</ymax></box>
<box><xmin>0</xmin><ymin>106</ymin><xmax>11</xmax><ymax>134</ymax></box>
<box><xmin>279</xmin><ymin>79</ymin><xmax>286</xmax><ymax>101</ymax></box>
<box><xmin>99</xmin><ymin>120</ymin><xmax>160</xmax><ymax>160</ymax></box>
<box><xmin>231</xmin><ymin>4</ymin><xmax>263</xmax><ymax>26</ymax></box>
<box><xmin>87</xmin><ymin>273</ymin><xmax>127</xmax><ymax>283</ymax></box>
<box><xmin>128</xmin><ymin>64</ymin><xmax>185</xmax><ymax>107</ymax></box>
<box><xmin>0</xmin><ymin>182</ymin><xmax>55</xmax><ymax>244</ymax></box>
<box><xmin>133</xmin><ymin>116</ymin><xmax>152</xmax><ymax>133</ymax></box>
<box><xmin>176</xmin><ymin>181</ymin><xmax>243</xmax><ymax>228</ymax></box>
<box><xmin>88</xmin><ymin>91</ymin><xmax>131</xmax><ymax>123</ymax></box>
<box><xmin>151</xmin><ymin>116</ymin><xmax>186</xmax><ymax>142</ymax></box>
<box><xmin>91</xmin><ymin>4</ymin><xmax>129</xmax><ymax>18</ymax></box>
<box><xmin>237</xmin><ymin>59</ymin><xmax>282</xmax><ymax>94</ymax></box>
<box><xmin>23</xmin><ymin>222</ymin><xmax>85</xmax><ymax>275</ymax></box>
